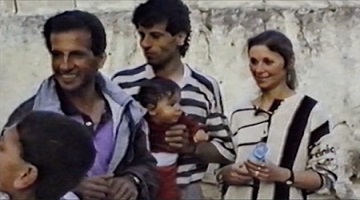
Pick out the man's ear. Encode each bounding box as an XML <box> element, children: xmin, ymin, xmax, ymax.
<box><xmin>96</xmin><ymin>52</ymin><xmax>107</xmax><ymax>69</ymax></box>
<box><xmin>176</xmin><ymin>32</ymin><xmax>187</xmax><ymax>46</ymax></box>
<box><xmin>147</xmin><ymin>104</ymin><xmax>157</xmax><ymax>116</ymax></box>
<box><xmin>13</xmin><ymin>164</ymin><xmax>38</xmax><ymax>190</ymax></box>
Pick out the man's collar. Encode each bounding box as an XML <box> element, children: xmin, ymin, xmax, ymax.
<box><xmin>54</xmin><ymin>81</ymin><xmax>107</xmax><ymax>116</ymax></box>
<box><xmin>145</xmin><ymin>63</ymin><xmax>192</xmax><ymax>87</ymax></box>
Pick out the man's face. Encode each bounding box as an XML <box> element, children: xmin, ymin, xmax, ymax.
<box><xmin>0</xmin><ymin>127</ymin><xmax>28</xmax><ymax>193</ymax></box>
<box><xmin>50</xmin><ymin>30</ymin><xmax>105</xmax><ymax>92</ymax></box>
<box><xmin>137</xmin><ymin>23</ymin><xmax>185</xmax><ymax>67</ymax></box>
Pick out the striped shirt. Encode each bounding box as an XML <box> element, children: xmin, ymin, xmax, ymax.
<box><xmin>112</xmin><ymin>64</ymin><xmax>235</xmax><ymax>185</ymax></box>
<box><xmin>225</xmin><ymin>93</ymin><xmax>337</xmax><ymax>200</ymax></box>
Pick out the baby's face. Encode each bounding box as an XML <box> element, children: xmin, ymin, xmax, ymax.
<box><xmin>152</xmin><ymin>92</ymin><xmax>183</xmax><ymax>124</ymax></box>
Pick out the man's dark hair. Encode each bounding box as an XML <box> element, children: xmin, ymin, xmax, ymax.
<box><xmin>137</xmin><ymin>77</ymin><xmax>181</xmax><ymax>108</ymax></box>
<box><xmin>16</xmin><ymin>111</ymin><xmax>95</xmax><ymax>200</ymax></box>
<box><xmin>132</xmin><ymin>0</ymin><xmax>191</xmax><ymax>57</ymax></box>
<box><xmin>43</xmin><ymin>10</ymin><xmax>106</xmax><ymax>56</ymax></box>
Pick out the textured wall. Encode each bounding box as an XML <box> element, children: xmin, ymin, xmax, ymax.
<box><xmin>1</xmin><ymin>0</ymin><xmax>360</xmax><ymax>198</ymax></box>
<box><xmin>1</xmin><ymin>1</ymin><xmax>359</xmax><ymax>125</ymax></box>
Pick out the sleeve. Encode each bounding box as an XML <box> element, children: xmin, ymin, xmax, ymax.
<box><xmin>114</xmin><ymin>106</ymin><xmax>158</xmax><ymax>200</ymax></box>
<box><xmin>206</xmin><ymin>78</ymin><xmax>236</xmax><ymax>162</ymax></box>
<box><xmin>306</xmin><ymin>103</ymin><xmax>337</xmax><ymax>195</ymax></box>
<box><xmin>228</xmin><ymin>109</ymin><xmax>241</xmax><ymax>150</ymax></box>
<box><xmin>111</xmin><ymin>65</ymin><xmax>146</xmax><ymax>99</ymax></box>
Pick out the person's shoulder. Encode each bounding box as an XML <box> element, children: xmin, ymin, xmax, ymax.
<box><xmin>229</xmin><ymin>97</ymin><xmax>255</xmax><ymax>118</ymax></box>
<box><xmin>126</xmin><ymin>99</ymin><xmax>147</xmax><ymax>125</ymax></box>
<box><xmin>187</xmin><ymin>65</ymin><xmax>220</xmax><ymax>86</ymax></box>
<box><xmin>300</xmin><ymin>94</ymin><xmax>327</xmax><ymax>113</ymax></box>
<box><xmin>17</xmin><ymin>95</ymin><xmax>36</xmax><ymax>110</ymax></box>
<box><xmin>299</xmin><ymin>93</ymin><xmax>332</xmax><ymax>126</ymax></box>
<box><xmin>5</xmin><ymin>96</ymin><xmax>36</xmax><ymax>128</ymax></box>
<box><xmin>112</xmin><ymin>64</ymin><xmax>147</xmax><ymax>80</ymax></box>
<box><xmin>186</xmin><ymin>65</ymin><xmax>222</xmax><ymax>99</ymax></box>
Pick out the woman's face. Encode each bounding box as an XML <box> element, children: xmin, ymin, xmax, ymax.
<box><xmin>248</xmin><ymin>45</ymin><xmax>287</xmax><ymax>91</ymax></box>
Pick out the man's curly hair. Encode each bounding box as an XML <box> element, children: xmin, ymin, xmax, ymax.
<box><xmin>132</xmin><ymin>0</ymin><xmax>191</xmax><ymax>57</ymax></box>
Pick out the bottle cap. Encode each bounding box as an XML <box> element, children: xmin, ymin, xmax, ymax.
<box><xmin>249</xmin><ymin>142</ymin><xmax>268</xmax><ymax>163</ymax></box>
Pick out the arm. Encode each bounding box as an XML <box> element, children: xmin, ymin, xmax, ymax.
<box><xmin>179</xmin><ymin>115</ymin><xmax>208</xmax><ymax>143</ymax></box>
<box><xmin>113</xmin><ymin>118</ymin><xmax>158</xmax><ymax>200</ymax></box>
<box><xmin>278</xmin><ymin>129</ymin><xmax>336</xmax><ymax>192</ymax></box>
<box><xmin>194</xmin><ymin>140</ymin><xmax>232</xmax><ymax>164</ymax></box>
<box><xmin>165</xmin><ymin>80</ymin><xmax>235</xmax><ymax>164</ymax></box>
<box><xmin>305</xmin><ymin>104</ymin><xmax>337</xmax><ymax>194</ymax></box>
<box><xmin>244</xmin><ymin>160</ymin><xmax>323</xmax><ymax>191</ymax></box>
<box><xmin>2</xmin><ymin>96</ymin><xmax>35</xmax><ymax>132</ymax></box>
<box><xmin>165</xmin><ymin>124</ymin><xmax>231</xmax><ymax>164</ymax></box>
<box><xmin>195</xmin><ymin>79</ymin><xmax>235</xmax><ymax>164</ymax></box>
<box><xmin>291</xmin><ymin>170</ymin><xmax>323</xmax><ymax>190</ymax></box>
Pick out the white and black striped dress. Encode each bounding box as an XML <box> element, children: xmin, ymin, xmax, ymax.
<box><xmin>112</xmin><ymin>64</ymin><xmax>235</xmax><ymax>185</ymax></box>
<box><xmin>225</xmin><ymin>93</ymin><xmax>337</xmax><ymax>200</ymax></box>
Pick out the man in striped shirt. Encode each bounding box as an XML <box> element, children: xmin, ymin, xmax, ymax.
<box><xmin>112</xmin><ymin>0</ymin><xmax>235</xmax><ymax>198</ymax></box>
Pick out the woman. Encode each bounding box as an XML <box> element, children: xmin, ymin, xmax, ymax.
<box><xmin>218</xmin><ymin>30</ymin><xmax>337</xmax><ymax>199</ymax></box>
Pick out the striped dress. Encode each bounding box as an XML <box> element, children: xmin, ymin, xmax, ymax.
<box><xmin>225</xmin><ymin>93</ymin><xmax>337</xmax><ymax>200</ymax></box>
<box><xmin>112</xmin><ymin>64</ymin><xmax>235</xmax><ymax>185</ymax></box>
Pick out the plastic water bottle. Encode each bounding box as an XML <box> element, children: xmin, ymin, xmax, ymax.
<box><xmin>248</xmin><ymin>142</ymin><xmax>268</xmax><ymax>163</ymax></box>
<box><xmin>0</xmin><ymin>192</ymin><xmax>10</xmax><ymax>200</ymax></box>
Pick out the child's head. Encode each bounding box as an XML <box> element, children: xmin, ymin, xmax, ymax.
<box><xmin>137</xmin><ymin>77</ymin><xmax>182</xmax><ymax>124</ymax></box>
<box><xmin>0</xmin><ymin>111</ymin><xmax>95</xmax><ymax>200</ymax></box>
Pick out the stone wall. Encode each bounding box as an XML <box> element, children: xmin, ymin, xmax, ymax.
<box><xmin>1</xmin><ymin>0</ymin><xmax>360</xmax><ymax>198</ymax></box>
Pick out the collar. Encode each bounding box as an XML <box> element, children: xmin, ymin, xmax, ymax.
<box><xmin>54</xmin><ymin>81</ymin><xmax>112</xmax><ymax>125</ymax></box>
<box><xmin>253</xmin><ymin>99</ymin><xmax>284</xmax><ymax>115</ymax></box>
<box><xmin>251</xmin><ymin>93</ymin><xmax>299</xmax><ymax>115</ymax></box>
<box><xmin>33</xmin><ymin>73</ymin><xmax>136</xmax><ymax>121</ymax></box>
<box><xmin>144</xmin><ymin>63</ymin><xmax>192</xmax><ymax>88</ymax></box>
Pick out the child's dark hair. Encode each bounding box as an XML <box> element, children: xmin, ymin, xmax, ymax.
<box><xmin>137</xmin><ymin>77</ymin><xmax>181</xmax><ymax>108</ymax></box>
<box><xmin>16</xmin><ymin>111</ymin><xmax>95</xmax><ymax>200</ymax></box>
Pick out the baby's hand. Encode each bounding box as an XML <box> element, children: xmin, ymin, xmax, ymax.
<box><xmin>193</xmin><ymin>129</ymin><xmax>209</xmax><ymax>142</ymax></box>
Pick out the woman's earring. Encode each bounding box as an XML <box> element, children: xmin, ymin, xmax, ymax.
<box><xmin>287</xmin><ymin>73</ymin><xmax>291</xmax><ymax>82</ymax></box>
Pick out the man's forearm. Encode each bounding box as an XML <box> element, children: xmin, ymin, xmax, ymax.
<box><xmin>194</xmin><ymin>142</ymin><xmax>232</xmax><ymax>164</ymax></box>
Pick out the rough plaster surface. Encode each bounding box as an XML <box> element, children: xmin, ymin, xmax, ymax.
<box><xmin>1</xmin><ymin>1</ymin><xmax>360</xmax><ymax>198</ymax></box>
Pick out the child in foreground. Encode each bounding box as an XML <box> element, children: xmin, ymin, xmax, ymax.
<box><xmin>0</xmin><ymin>111</ymin><xmax>95</xmax><ymax>200</ymax></box>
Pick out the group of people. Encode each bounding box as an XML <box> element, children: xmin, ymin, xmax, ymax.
<box><xmin>0</xmin><ymin>0</ymin><xmax>340</xmax><ymax>199</ymax></box>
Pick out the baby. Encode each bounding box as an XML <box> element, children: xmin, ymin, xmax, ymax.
<box><xmin>137</xmin><ymin>77</ymin><xmax>209</xmax><ymax>200</ymax></box>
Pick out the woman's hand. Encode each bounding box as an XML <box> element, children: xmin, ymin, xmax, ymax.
<box><xmin>244</xmin><ymin>160</ymin><xmax>291</xmax><ymax>183</ymax></box>
<box><xmin>218</xmin><ymin>163</ymin><xmax>253</xmax><ymax>185</ymax></box>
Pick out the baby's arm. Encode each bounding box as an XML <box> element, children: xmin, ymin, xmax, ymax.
<box><xmin>193</xmin><ymin>129</ymin><xmax>209</xmax><ymax>142</ymax></box>
<box><xmin>178</xmin><ymin>114</ymin><xmax>209</xmax><ymax>143</ymax></box>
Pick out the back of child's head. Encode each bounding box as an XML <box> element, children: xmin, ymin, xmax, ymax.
<box><xmin>137</xmin><ymin>77</ymin><xmax>181</xmax><ymax>108</ymax></box>
<box><xmin>16</xmin><ymin>111</ymin><xmax>95</xmax><ymax>200</ymax></box>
